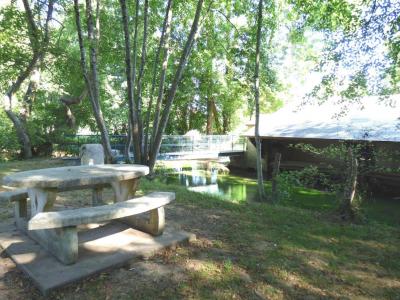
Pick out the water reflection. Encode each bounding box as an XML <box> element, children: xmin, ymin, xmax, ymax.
<box><xmin>177</xmin><ymin>168</ymin><xmax>218</xmax><ymax>186</ymax></box>
<box><xmin>162</xmin><ymin>165</ymin><xmax>252</xmax><ymax>202</ymax></box>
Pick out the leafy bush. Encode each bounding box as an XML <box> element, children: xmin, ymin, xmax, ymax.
<box><xmin>0</xmin><ymin>110</ymin><xmax>19</xmax><ymax>160</ymax></box>
<box><xmin>275</xmin><ymin>166</ymin><xmax>337</xmax><ymax>202</ymax></box>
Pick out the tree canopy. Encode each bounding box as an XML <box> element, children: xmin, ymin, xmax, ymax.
<box><xmin>0</xmin><ymin>0</ymin><xmax>399</xmax><ymax>163</ymax></box>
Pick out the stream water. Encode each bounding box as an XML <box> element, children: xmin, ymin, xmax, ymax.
<box><xmin>155</xmin><ymin>160</ymin><xmax>400</xmax><ymax>227</ymax></box>
<box><xmin>158</xmin><ymin>160</ymin><xmax>259</xmax><ymax>202</ymax></box>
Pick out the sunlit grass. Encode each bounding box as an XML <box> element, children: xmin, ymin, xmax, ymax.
<box><xmin>0</xmin><ymin>158</ymin><xmax>399</xmax><ymax>299</ymax></box>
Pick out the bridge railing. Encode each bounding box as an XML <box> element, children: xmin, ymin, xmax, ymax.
<box><xmin>160</xmin><ymin>135</ymin><xmax>246</xmax><ymax>154</ymax></box>
<box><xmin>56</xmin><ymin>134</ymin><xmax>246</xmax><ymax>156</ymax></box>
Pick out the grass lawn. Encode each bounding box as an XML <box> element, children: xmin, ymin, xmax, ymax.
<box><xmin>0</xmin><ymin>158</ymin><xmax>399</xmax><ymax>299</ymax></box>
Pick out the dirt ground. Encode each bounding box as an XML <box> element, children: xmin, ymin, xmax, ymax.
<box><xmin>0</xmin><ymin>186</ymin><xmax>249</xmax><ymax>299</ymax></box>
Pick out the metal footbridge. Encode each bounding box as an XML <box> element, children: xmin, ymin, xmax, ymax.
<box><xmin>59</xmin><ymin>135</ymin><xmax>246</xmax><ymax>160</ymax></box>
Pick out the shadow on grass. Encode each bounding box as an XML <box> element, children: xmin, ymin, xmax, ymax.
<box><xmin>0</xmin><ymin>160</ymin><xmax>398</xmax><ymax>299</ymax></box>
<box><xmin>137</xmin><ymin>178</ymin><xmax>400</xmax><ymax>299</ymax></box>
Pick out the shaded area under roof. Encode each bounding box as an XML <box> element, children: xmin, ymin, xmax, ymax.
<box><xmin>244</xmin><ymin>95</ymin><xmax>400</xmax><ymax>142</ymax></box>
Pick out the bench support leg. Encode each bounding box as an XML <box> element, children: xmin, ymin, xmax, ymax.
<box><xmin>14</xmin><ymin>198</ymin><xmax>28</xmax><ymax>230</ymax></box>
<box><xmin>30</xmin><ymin>226</ymin><xmax>78</xmax><ymax>265</ymax></box>
<box><xmin>122</xmin><ymin>207</ymin><xmax>165</xmax><ymax>236</ymax></box>
<box><xmin>92</xmin><ymin>186</ymin><xmax>103</xmax><ymax>206</ymax></box>
<box><xmin>17</xmin><ymin>218</ymin><xmax>78</xmax><ymax>265</ymax></box>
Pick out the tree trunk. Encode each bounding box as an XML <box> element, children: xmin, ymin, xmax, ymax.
<box><xmin>119</xmin><ymin>0</ymin><xmax>141</xmax><ymax>163</ymax></box>
<box><xmin>222</xmin><ymin>111</ymin><xmax>229</xmax><ymax>133</ymax></box>
<box><xmin>124</xmin><ymin>119</ymin><xmax>133</xmax><ymax>161</ymax></box>
<box><xmin>150</xmin><ymin>0</ymin><xmax>174</xmax><ymax>158</ymax></box>
<box><xmin>206</xmin><ymin>97</ymin><xmax>213</xmax><ymax>134</ymax></box>
<box><xmin>85</xmin><ymin>0</ymin><xmax>114</xmax><ymax>163</ymax></box>
<box><xmin>3</xmin><ymin>0</ymin><xmax>54</xmax><ymax>159</ymax></box>
<box><xmin>137</xmin><ymin>0</ymin><xmax>149</xmax><ymax>162</ymax></box>
<box><xmin>74</xmin><ymin>0</ymin><xmax>114</xmax><ymax>163</ymax></box>
<box><xmin>143</xmin><ymin>0</ymin><xmax>173</xmax><ymax>161</ymax></box>
<box><xmin>271</xmin><ymin>152</ymin><xmax>281</xmax><ymax>203</ymax></box>
<box><xmin>254</xmin><ymin>0</ymin><xmax>266</xmax><ymax>201</ymax></box>
<box><xmin>129</xmin><ymin>0</ymin><xmax>141</xmax><ymax>163</ymax></box>
<box><xmin>59</xmin><ymin>89</ymin><xmax>88</xmax><ymax>128</ymax></box>
<box><xmin>340</xmin><ymin>148</ymin><xmax>358</xmax><ymax>220</ymax></box>
<box><xmin>21</xmin><ymin>79</ymin><xmax>38</xmax><ymax>120</ymax></box>
<box><xmin>148</xmin><ymin>0</ymin><xmax>204</xmax><ymax>172</ymax></box>
<box><xmin>5</xmin><ymin>110</ymin><xmax>32</xmax><ymax>158</ymax></box>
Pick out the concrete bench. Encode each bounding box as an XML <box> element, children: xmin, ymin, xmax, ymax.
<box><xmin>0</xmin><ymin>186</ymin><xmax>107</xmax><ymax>224</ymax></box>
<box><xmin>0</xmin><ymin>189</ymin><xmax>29</xmax><ymax>224</ymax></box>
<box><xmin>26</xmin><ymin>192</ymin><xmax>175</xmax><ymax>265</ymax></box>
<box><xmin>0</xmin><ymin>189</ymin><xmax>28</xmax><ymax>202</ymax></box>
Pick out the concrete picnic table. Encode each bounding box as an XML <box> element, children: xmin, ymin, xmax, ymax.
<box><xmin>0</xmin><ymin>164</ymin><xmax>190</xmax><ymax>291</ymax></box>
<box><xmin>1</xmin><ymin>164</ymin><xmax>183</xmax><ymax>268</ymax></box>
<box><xmin>3</xmin><ymin>164</ymin><xmax>149</xmax><ymax>217</ymax></box>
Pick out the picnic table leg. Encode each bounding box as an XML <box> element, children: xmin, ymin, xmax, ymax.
<box><xmin>111</xmin><ymin>178</ymin><xmax>139</xmax><ymax>202</ymax></box>
<box><xmin>92</xmin><ymin>186</ymin><xmax>103</xmax><ymax>206</ymax></box>
<box><xmin>28</xmin><ymin>188</ymin><xmax>57</xmax><ymax>217</ymax></box>
<box><xmin>26</xmin><ymin>187</ymin><xmax>78</xmax><ymax>265</ymax></box>
<box><xmin>14</xmin><ymin>198</ymin><xmax>28</xmax><ymax>230</ymax></box>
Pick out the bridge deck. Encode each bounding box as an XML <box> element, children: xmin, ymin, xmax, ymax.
<box><xmin>59</xmin><ymin>135</ymin><xmax>247</xmax><ymax>160</ymax></box>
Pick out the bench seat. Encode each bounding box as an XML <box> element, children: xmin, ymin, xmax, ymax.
<box><xmin>0</xmin><ymin>189</ymin><xmax>28</xmax><ymax>202</ymax></box>
<box><xmin>29</xmin><ymin>192</ymin><xmax>175</xmax><ymax>230</ymax></box>
<box><xmin>25</xmin><ymin>191</ymin><xmax>175</xmax><ymax>265</ymax></box>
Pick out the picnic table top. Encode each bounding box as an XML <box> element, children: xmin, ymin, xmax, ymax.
<box><xmin>2</xmin><ymin>164</ymin><xmax>149</xmax><ymax>189</ymax></box>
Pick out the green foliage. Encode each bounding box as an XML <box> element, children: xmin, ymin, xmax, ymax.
<box><xmin>281</xmin><ymin>141</ymin><xmax>400</xmax><ymax>220</ymax></box>
<box><xmin>1</xmin><ymin>0</ymin><xmax>397</xmax><ymax>159</ymax></box>
<box><xmin>306</xmin><ymin>1</ymin><xmax>400</xmax><ymax>98</ymax></box>
<box><xmin>0</xmin><ymin>5</ymin><xmax>31</xmax><ymax>91</ymax></box>
<box><xmin>288</xmin><ymin>0</ymin><xmax>358</xmax><ymax>32</ymax></box>
<box><xmin>274</xmin><ymin>171</ymin><xmax>297</xmax><ymax>202</ymax></box>
<box><xmin>275</xmin><ymin>166</ymin><xmax>333</xmax><ymax>202</ymax></box>
<box><xmin>0</xmin><ymin>110</ymin><xmax>19</xmax><ymax>160</ymax></box>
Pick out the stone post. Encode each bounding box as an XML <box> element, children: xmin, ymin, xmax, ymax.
<box><xmin>80</xmin><ymin>144</ymin><xmax>105</xmax><ymax>205</ymax></box>
<box><xmin>80</xmin><ymin>144</ymin><xmax>105</xmax><ymax>165</ymax></box>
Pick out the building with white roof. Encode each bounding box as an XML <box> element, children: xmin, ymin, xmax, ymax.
<box><xmin>244</xmin><ymin>95</ymin><xmax>400</xmax><ymax>142</ymax></box>
<box><xmin>230</xmin><ymin>95</ymin><xmax>400</xmax><ymax>191</ymax></box>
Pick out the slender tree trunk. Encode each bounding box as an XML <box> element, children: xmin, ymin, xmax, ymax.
<box><xmin>254</xmin><ymin>0</ymin><xmax>266</xmax><ymax>201</ymax></box>
<box><xmin>59</xmin><ymin>88</ymin><xmax>88</xmax><ymax>128</ymax></box>
<box><xmin>340</xmin><ymin>148</ymin><xmax>358</xmax><ymax>220</ymax></box>
<box><xmin>206</xmin><ymin>97</ymin><xmax>213</xmax><ymax>134</ymax></box>
<box><xmin>124</xmin><ymin>119</ymin><xmax>133</xmax><ymax>161</ymax></box>
<box><xmin>74</xmin><ymin>0</ymin><xmax>114</xmax><ymax>163</ymax></box>
<box><xmin>128</xmin><ymin>0</ymin><xmax>141</xmax><ymax>163</ymax></box>
<box><xmin>143</xmin><ymin>0</ymin><xmax>173</xmax><ymax>161</ymax></box>
<box><xmin>148</xmin><ymin>0</ymin><xmax>204</xmax><ymax>172</ymax></box>
<box><xmin>21</xmin><ymin>79</ymin><xmax>37</xmax><ymax>120</ymax></box>
<box><xmin>150</xmin><ymin>0</ymin><xmax>174</xmax><ymax>159</ymax></box>
<box><xmin>5</xmin><ymin>110</ymin><xmax>32</xmax><ymax>158</ymax></box>
<box><xmin>137</xmin><ymin>0</ymin><xmax>149</xmax><ymax>162</ymax></box>
<box><xmin>271</xmin><ymin>152</ymin><xmax>281</xmax><ymax>203</ymax></box>
<box><xmin>119</xmin><ymin>0</ymin><xmax>141</xmax><ymax>162</ymax></box>
<box><xmin>211</xmin><ymin>99</ymin><xmax>221</xmax><ymax>132</ymax></box>
<box><xmin>85</xmin><ymin>0</ymin><xmax>114</xmax><ymax>163</ymax></box>
<box><xmin>222</xmin><ymin>111</ymin><xmax>229</xmax><ymax>133</ymax></box>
